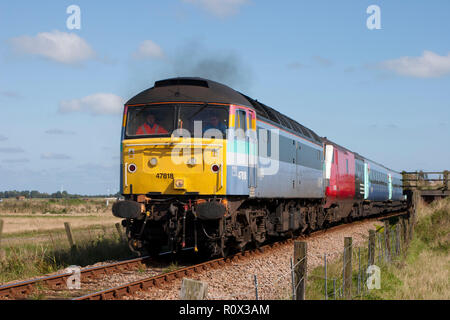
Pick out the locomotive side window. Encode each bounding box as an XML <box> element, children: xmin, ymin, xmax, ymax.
<box><xmin>125</xmin><ymin>105</ymin><xmax>175</xmax><ymax>137</ymax></box>
<box><xmin>235</xmin><ymin>109</ymin><xmax>247</xmax><ymax>140</ymax></box>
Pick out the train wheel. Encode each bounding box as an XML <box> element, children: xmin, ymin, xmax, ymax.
<box><xmin>128</xmin><ymin>239</ymin><xmax>144</xmax><ymax>256</ymax></box>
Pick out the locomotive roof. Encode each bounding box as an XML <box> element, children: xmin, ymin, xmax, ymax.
<box><xmin>125</xmin><ymin>77</ymin><xmax>251</xmax><ymax>106</ymax></box>
<box><xmin>126</xmin><ymin>77</ymin><xmax>323</xmax><ymax>145</ymax></box>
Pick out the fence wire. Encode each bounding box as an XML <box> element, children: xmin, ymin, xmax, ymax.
<box><xmin>191</xmin><ymin>217</ymin><xmax>413</xmax><ymax>300</ymax></box>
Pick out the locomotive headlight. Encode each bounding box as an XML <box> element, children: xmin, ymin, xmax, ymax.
<box><xmin>211</xmin><ymin>164</ymin><xmax>220</xmax><ymax>173</ymax></box>
<box><xmin>174</xmin><ymin>179</ymin><xmax>185</xmax><ymax>189</ymax></box>
<box><xmin>128</xmin><ymin>163</ymin><xmax>137</xmax><ymax>173</ymax></box>
<box><xmin>149</xmin><ymin>157</ymin><xmax>158</xmax><ymax>167</ymax></box>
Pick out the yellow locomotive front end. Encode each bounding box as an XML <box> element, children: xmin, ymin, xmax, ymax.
<box><xmin>114</xmin><ymin>102</ymin><xmax>231</xmax><ymax>255</ymax></box>
<box><xmin>121</xmin><ymin>103</ymin><xmax>228</xmax><ymax>196</ymax></box>
<box><xmin>113</xmin><ymin>78</ymin><xmax>260</xmax><ymax>257</ymax></box>
<box><xmin>122</xmin><ymin>136</ymin><xmax>227</xmax><ymax>196</ymax></box>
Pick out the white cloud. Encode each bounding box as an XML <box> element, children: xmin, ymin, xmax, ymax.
<box><xmin>41</xmin><ymin>153</ymin><xmax>71</xmax><ymax>160</ymax></box>
<box><xmin>133</xmin><ymin>40</ymin><xmax>165</xmax><ymax>59</ymax></box>
<box><xmin>287</xmin><ymin>62</ymin><xmax>303</xmax><ymax>70</ymax></box>
<box><xmin>380</xmin><ymin>51</ymin><xmax>450</xmax><ymax>78</ymax></box>
<box><xmin>0</xmin><ymin>135</ymin><xmax>7</xmax><ymax>142</ymax></box>
<box><xmin>45</xmin><ymin>129</ymin><xmax>76</xmax><ymax>135</ymax></box>
<box><xmin>58</xmin><ymin>93</ymin><xmax>124</xmax><ymax>115</ymax></box>
<box><xmin>2</xmin><ymin>158</ymin><xmax>30</xmax><ymax>164</ymax></box>
<box><xmin>10</xmin><ymin>30</ymin><xmax>95</xmax><ymax>64</ymax></box>
<box><xmin>0</xmin><ymin>147</ymin><xmax>24</xmax><ymax>153</ymax></box>
<box><xmin>0</xmin><ymin>91</ymin><xmax>21</xmax><ymax>99</ymax></box>
<box><xmin>312</xmin><ymin>55</ymin><xmax>333</xmax><ymax>67</ymax></box>
<box><xmin>183</xmin><ymin>0</ymin><xmax>249</xmax><ymax>17</ymax></box>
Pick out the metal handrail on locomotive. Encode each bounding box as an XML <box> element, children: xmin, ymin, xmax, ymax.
<box><xmin>112</xmin><ymin>77</ymin><xmax>406</xmax><ymax>257</ymax></box>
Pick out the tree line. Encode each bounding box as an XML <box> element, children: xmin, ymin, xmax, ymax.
<box><xmin>0</xmin><ymin>190</ymin><xmax>120</xmax><ymax>199</ymax></box>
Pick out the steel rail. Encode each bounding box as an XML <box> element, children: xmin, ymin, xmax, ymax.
<box><xmin>0</xmin><ymin>210</ymin><xmax>409</xmax><ymax>300</ymax></box>
<box><xmin>73</xmin><ymin>256</ymin><xmax>230</xmax><ymax>300</ymax></box>
<box><xmin>73</xmin><ymin>210</ymin><xmax>410</xmax><ymax>301</ymax></box>
<box><xmin>0</xmin><ymin>256</ymin><xmax>151</xmax><ymax>299</ymax></box>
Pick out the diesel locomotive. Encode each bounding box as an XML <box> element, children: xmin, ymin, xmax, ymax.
<box><xmin>112</xmin><ymin>77</ymin><xmax>406</xmax><ymax>257</ymax></box>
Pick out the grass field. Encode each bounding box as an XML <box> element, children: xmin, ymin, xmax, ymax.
<box><xmin>0</xmin><ymin>198</ymin><xmax>133</xmax><ymax>284</ymax></box>
<box><xmin>0</xmin><ymin>198</ymin><xmax>112</xmax><ymax>214</ymax></box>
<box><xmin>306</xmin><ymin>198</ymin><xmax>450</xmax><ymax>300</ymax></box>
<box><xmin>371</xmin><ymin>198</ymin><xmax>449</xmax><ymax>300</ymax></box>
<box><xmin>0</xmin><ymin>198</ymin><xmax>121</xmax><ymax>235</ymax></box>
<box><xmin>0</xmin><ymin>224</ymin><xmax>134</xmax><ymax>284</ymax></box>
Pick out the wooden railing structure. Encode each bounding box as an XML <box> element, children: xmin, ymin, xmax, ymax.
<box><xmin>402</xmin><ymin>170</ymin><xmax>450</xmax><ymax>202</ymax></box>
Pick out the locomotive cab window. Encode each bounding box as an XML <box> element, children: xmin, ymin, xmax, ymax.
<box><xmin>178</xmin><ymin>105</ymin><xmax>228</xmax><ymax>139</ymax></box>
<box><xmin>125</xmin><ymin>104</ymin><xmax>228</xmax><ymax>139</ymax></box>
<box><xmin>125</xmin><ymin>105</ymin><xmax>175</xmax><ymax>138</ymax></box>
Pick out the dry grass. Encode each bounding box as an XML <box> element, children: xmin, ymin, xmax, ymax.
<box><xmin>0</xmin><ymin>198</ymin><xmax>121</xmax><ymax>234</ymax></box>
<box><xmin>368</xmin><ymin>198</ymin><xmax>449</xmax><ymax>299</ymax></box>
<box><xmin>0</xmin><ymin>224</ymin><xmax>134</xmax><ymax>284</ymax></box>
<box><xmin>0</xmin><ymin>215</ymin><xmax>121</xmax><ymax>235</ymax></box>
<box><xmin>388</xmin><ymin>249</ymin><xmax>449</xmax><ymax>299</ymax></box>
<box><xmin>0</xmin><ymin>198</ymin><xmax>112</xmax><ymax>215</ymax></box>
<box><xmin>0</xmin><ymin>198</ymin><xmax>132</xmax><ymax>284</ymax></box>
<box><xmin>306</xmin><ymin>197</ymin><xmax>450</xmax><ymax>300</ymax></box>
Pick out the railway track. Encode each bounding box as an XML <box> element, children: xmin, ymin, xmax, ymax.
<box><xmin>0</xmin><ymin>210</ymin><xmax>409</xmax><ymax>300</ymax></box>
<box><xmin>0</xmin><ymin>256</ymin><xmax>153</xmax><ymax>299</ymax></box>
<box><xmin>74</xmin><ymin>210</ymin><xmax>409</xmax><ymax>300</ymax></box>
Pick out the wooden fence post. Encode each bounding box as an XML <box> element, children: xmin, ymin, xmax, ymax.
<box><xmin>115</xmin><ymin>222</ymin><xmax>126</xmax><ymax>241</ymax></box>
<box><xmin>343</xmin><ymin>237</ymin><xmax>352</xmax><ymax>299</ymax></box>
<box><xmin>0</xmin><ymin>219</ymin><xmax>4</xmax><ymax>260</ymax></box>
<box><xmin>179</xmin><ymin>278</ymin><xmax>208</xmax><ymax>300</ymax></box>
<box><xmin>0</xmin><ymin>219</ymin><xmax>3</xmax><ymax>246</ymax></box>
<box><xmin>384</xmin><ymin>221</ymin><xmax>391</xmax><ymax>262</ymax></box>
<box><xmin>64</xmin><ymin>222</ymin><xmax>76</xmax><ymax>250</ymax></box>
<box><xmin>368</xmin><ymin>230</ymin><xmax>375</xmax><ymax>266</ymax></box>
<box><xmin>294</xmin><ymin>241</ymin><xmax>307</xmax><ymax>300</ymax></box>
<box><xmin>443</xmin><ymin>170</ymin><xmax>449</xmax><ymax>190</ymax></box>
<box><xmin>401</xmin><ymin>217</ymin><xmax>408</xmax><ymax>246</ymax></box>
<box><xmin>408</xmin><ymin>216</ymin><xmax>414</xmax><ymax>241</ymax></box>
<box><xmin>324</xmin><ymin>254</ymin><xmax>327</xmax><ymax>300</ymax></box>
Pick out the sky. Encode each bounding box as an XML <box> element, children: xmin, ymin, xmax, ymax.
<box><xmin>0</xmin><ymin>0</ymin><xmax>449</xmax><ymax>194</ymax></box>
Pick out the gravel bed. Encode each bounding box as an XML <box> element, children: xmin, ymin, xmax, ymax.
<box><xmin>124</xmin><ymin>219</ymin><xmax>383</xmax><ymax>300</ymax></box>
<box><xmin>38</xmin><ymin>261</ymin><xmax>187</xmax><ymax>299</ymax></box>
<box><xmin>0</xmin><ymin>259</ymin><xmax>183</xmax><ymax>299</ymax></box>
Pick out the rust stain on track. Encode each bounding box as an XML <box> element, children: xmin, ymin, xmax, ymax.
<box><xmin>0</xmin><ymin>256</ymin><xmax>152</xmax><ymax>300</ymax></box>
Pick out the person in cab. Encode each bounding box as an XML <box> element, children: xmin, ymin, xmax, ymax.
<box><xmin>202</xmin><ymin>111</ymin><xmax>227</xmax><ymax>137</ymax></box>
<box><xmin>136</xmin><ymin>111</ymin><xmax>168</xmax><ymax>135</ymax></box>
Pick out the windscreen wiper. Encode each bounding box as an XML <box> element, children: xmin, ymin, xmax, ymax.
<box><xmin>188</xmin><ymin>103</ymin><xmax>209</xmax><ymax>120</ymax></box>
